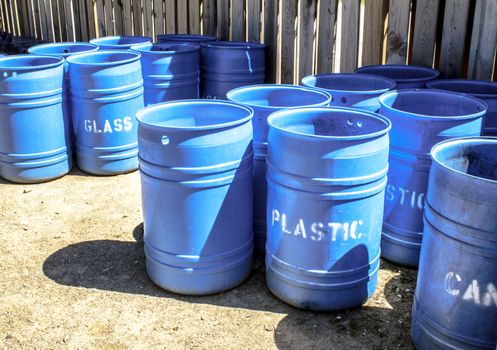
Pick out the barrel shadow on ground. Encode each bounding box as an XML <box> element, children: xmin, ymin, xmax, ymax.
<box><xmin>274</xmin><ymin>260</ymin><xmax>417</xmax><ymax>349</ymax></box>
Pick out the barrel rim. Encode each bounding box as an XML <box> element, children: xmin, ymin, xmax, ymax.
<box><xmin>426</xmin><ymin>79</ymin><xmax>497</xmax><ymax>99</ymax></box>
<box><xmin>355</xmin><ymin>64</ymin><xmax>440</xmax><ymax>83</ymax></box>
<box><xmin>27</xmin><ymin>42</ymin><xmax>99</xmax><ymax>57</ymax></box>
<box><xmin>226</xmin><ymin>84</ymin><xmax>332</xmax><ymax>109</ymax></box>
<box><xmin>156</xmin><ymin>33</ymin><xmax>217</xmax><ymax>42</ymax></box>
<box><xmin>267</xmin><ymin>106</ymin><xmax>391</xmax><ymax>140</ymax></box>
<box><xmin>130</xmin><ymin>42</ymin><xmax>199</xmax><ymax>55</ymax></box>
<box><xmin>379</xmin><ymin>89</ymin><xmax>488</xmax><ymax>120</ymax></box>
<box><xmin>89</xmin><ymin>35</ymin><xmax>152</xmax><ymax>48</ymax></box>
<box><xmin>200</xmin><ymin>41</ymin><xmax>266</xmax><ymax>50</ymax></box>
<box><xmin>0</xmin><ymin>54</ymin><xmax>64</xmax><ymax>70</ymax></box>
<box><xmin>136</xmin><ymin>99</ymin><xmax>254</xmax><ymax>131</ymax></box>
<box><xmin>301</xmin><ymin>73</ymin><xmax>396</xmax><ymax>94</ymax></box>
<box><xmin>431</xmin><ymin>136</ymin><xmax>497</xmax><ymax>185</ymax></box>
<box><xmin>66</xmin><ymin>50</ymin><xmax>141</xmax><ymax>66</ymax></box>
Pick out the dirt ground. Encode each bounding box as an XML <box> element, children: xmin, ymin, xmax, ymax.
<box><xmin>0</xmin><ymin>168</ymin><xmax>417</xmax><ymax>350</ymax></box>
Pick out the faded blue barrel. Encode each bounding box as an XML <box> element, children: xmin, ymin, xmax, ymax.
<box><xmin>379</xmin><ymin>90</ymin><xmax>487</xmax><ymax>267</ymax></box>
<box><xmin>266</xmin><ymin>107</ymin><xmax>391</xmax><ymax>311</ymax></box>
<box><xmin>67</xmin><ymin>50</ymin><xmax>144</xmax><ymax>175</ymax></box>
<box><xmin>157</xmin><ymin>34</ymin><xmax>216</xmax><ymax>43</ymax></box>
<box><xmin>137</xmin><ymin>100</ymin><xmax>254</xmax><ymax>295</ymax></box>
<box><xmin>90</xmin><ymin>36</ymin><xmax>152</xmax><ymax>50</ymax></box>
<box><xmin>427</xmin><ymin>79</ymin><xmax>497</xmax><ymax>137</ymax></box>
<box><xmin>301</xmin><ymin>73</ymin><xmax>395</xmax><ymax>111</ymax></box>
<box><xmin>131</xmin><ymin>43</ymin><xmax>199</xmax><ymax>106</ymax></box>
<box><xmin>226</xmin><ymin>84</ymin><xmax>332</xmax><ymax>256</ymax></box>
<box><xmin>355</xmin><ymin>64</ymin><xmax>440</xmax><ymax>89</ymax></box>
<box><xmin>0</xmin><ymin>55</ymin><xmax>71</xmax><ymax>183</ymax></box>
<box><xmin>412</xmin><ymin>137</ymin><xmax>497</xmax><ymax>349</ymax></box>
<box><xmin>28</xmin><ymin>42</ymin><xmax>99</xmax><ymax>148</ymax></box>
<box><xmin>200</xmin><ymin>41</ymin><xmax>265</xmax><ymax>99</ymax></box>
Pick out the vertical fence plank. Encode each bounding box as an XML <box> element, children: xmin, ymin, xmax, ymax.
<box><xmin>0</xmin><ymin>0</ymin><xmax>5</xmax><ymax>32</ymax></box>
<box><xmin>386</xmin><ymin>0</ymin><xmax>410</xmax><ymax>64</ymax></box>
<box><xmin>154</xmin><ymin>0</ymin><xmax>164</xmax><ymax>36</ymax></box>
<box><xmin>133</xmin><ymin>0</ymin><xmax>143</xmax><ymax>35</ymax></box>
<box><xmin>51</xmin><ymin>0</ymin><xmax>61</xmax><ymax>40</ymax></box>
<box><xmin>202</xmin><ymin>0</ymin><xmax>215</xmax><ymax>36</ymax></box>
<box><xmin>164</xmin><ymin>0</ymin><xmax>175</xmax><ymax>33</ymax></box>
<box><xmin>279</xmin><ymin>0</ymin><xmax>296</xmax><ymax>83</ymax></box>
<box><xmin>114</xmin><ymin>0</ymin><xmax>123</xmax><ymax>35</ymax></box>
<box><xmin>73</xmin><ymin>0</ymin><xmax>83</xmax><ymax>41</ymax></box>
<box><xmin>467</xmin><ymin>0</ymin><xmax>497</xmax><ymax>80</ymax></box>
<box><xmin>143</xmin><ymin>0</ymin><xmax>153</xmax><ymax>37</ymax></box>
<box><xmin>217</xmin><ymin>0</ymin><xmax>229</xmax><ymax>39</ymax></box>
<box><xmin>297</xmin><ymin>0</ymin><xmax>316</xmax><ymax>80</ymax></box>
<box><xmin>177</xmin><ymin>0</ymin><xmax>187</xmax><ymax>33</ymax></box>
<box><xmin>247</xmin><ymin>0</ymin><xmax>261</xmax><ymax>42</ymax></box>
<box><xmin>16</xmin><ymin>0</ymin><xmax>26</xmax><ymax>35</ymax></box>
<box><xmin>316</xmin><ymin>0</ymin><xmax>336</xmax><ymax>73</ymax></box>
<box><xmin>439</xmin><ymin>0</ymin><xmax>470</xmax><ymax>78</ymax></box>
<box><xmin>361</xmin><ymin>0</ymin><xmax>387</xmax><ymax>66</ymax></box>
<box><xmin>338</xmin><ymin>0</ymin><xmax>359</xmax><ymax>72</ymax></box>
<box><xmin>122</xmin><ymin>0</ymin><xmax>132</xmax><ymax>34</ymax></box>
<box><xmin>3</xmin><ymin>0</ymin><xmax>11</xmax><ymax>34</ymax></box>
<box><xmin>9</xmin><ymin>0</ymin><xmax>19</xmax><ymax>35</ymax></box>
<box><xmin>79</xmin><ymin>0</ymin><xmax>90</xmax><ymax>41</ymax></box>
<box><xmin>58</xmin><ymin>0</ymin><xmax>67</xmax><ymax>40</ymax></box>
<box><xmin>86</xmin><ymin>0</ymin><xmax>96</xmax><ymax>38</ymax></box>
<box><xmin>411</xmin><ymin>0</ymin><xmax>440</xmax><ymax>66</ymax></box>
<box><xmin>263</xmin><ymin>0</ymin><xmax>278</xmax><ymax>82</ymax></box>
<box><xmin>96</xmin><ymin>0</ymin><xmax>106</xmax><ymax>36</ymax></box>
<box><xmin>230</xmin><ymin>0</ymin><xmax>244</xmax><ymax>41</ymax></box>
<box><xmin>104</xmin><ymin>0</ymin><xmax>114</xmax><ymax>35</ymax></box>
<box><xmin>188</xmin><ymin>0</ymin><xmax>200</xmax><ymax>34</ymax></box>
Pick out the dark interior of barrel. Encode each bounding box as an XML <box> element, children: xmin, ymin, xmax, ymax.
<box><xmin>443</xmin><ymin>144</ymin><xmax>497</xmax><ymax>181</ymax></box>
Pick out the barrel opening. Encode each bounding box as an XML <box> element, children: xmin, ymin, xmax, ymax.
<box><xmin>93</xmin><ymin>36</ymin><xmax>150</xmax><ymax>45</ymax></box>
<box><xmin>434</xmin><ymin>142</ymin><xmax>497</xmax><ymax>182</ymax></box>
<box><xmin>357</xmin><ymin>65</ymin><xmax>438</xmax><ymax>80</ymax></box>
<box><xmin>381</xmin><ymin>91</ymin><xmax>486</xmax><ymax>117</ymax></box>
<box><xmin>428</xmin><ymin>80</ymin><xmax>497</xmax><ymax>96</ymax></box>
<box><xmin>67</xmin><ymin>51</ymin><xmax>138</xmax><ymax>65</ymax></box>
<box><xmin>29</xmin><ymin>43</ymin><xmax>98</xmax><ymax>55</ymax></box>
<box><xmin>302</xmin><ymin>74</ymin><xmax>395</xmax><ymax>92</ymax></box>
<box><xmin>0</xmin><ymin>56</ymin><xmax>61</xmax><ymax>69</ymax></box>
<box><xmin>133</xmin><ymin>43</ymin><xmax>198</xmax><ymax>53</ymax></box>
<box><xmin>271</xmin><ymin>110</ymin><xmax>388</xmax><ymax>137</ymax></box>
<box><xmin>227</xmin><ymin>86</ymin><xmax>330</xmax><ymax>108</ymax></box>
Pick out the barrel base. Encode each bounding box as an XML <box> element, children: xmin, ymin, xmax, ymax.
<box><xmin>266</xmin><ymin>255</ymin><xmax>379</xmax><ymax>311</ymax></box>
<box><xmin>0</xmin><ymin>154</ymin><xmax>72</xmax><ymax>184</ymax></box>
<box><xmin>381</xmin><ymin>231</ymin><xmax>421</xmax><ymax>268</ymax></box>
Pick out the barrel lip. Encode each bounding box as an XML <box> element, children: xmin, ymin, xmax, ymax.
<box><xmin>426</xmin><ymin>79</ymin><xmax>497</xmax><ymax>99</ymax></box>
<box><xmin>156</xmin><ymin>33</ymin><xmax>217</xmax><ymax>42</ymax></box>
<box><xmin>27</xmin><ymin>42</ymin><xmax>99</xmax><ymax>57</ymax></box>
<box><xmin>226</xmin><ymin>84</ymin><xmax>332</xmax><ymax>109</ymax></box>
<box><xmin>130</xmin><ymin>42</ymin><xmax>199</xmax><ymax>55</ymax></box>
<box><xmin>301</xmin><ymin>73</ymin><xmax>396</xmax><ymax>94</ymax></box>
<box><xmin>66</xmin><ymin>50</ymin><xmax>141</xmax><ymax>66</ymax></box>
<box><xmin>0</xmin><ymin>54</ymin><xmax>64</xmax><ymax>70</ymax></box>
<box><xmin>200</xmin><ymin>41</ymin><xmax>266</xmax><ymax>50</ymax></box>
<box><xmin>431</xmin><ymin>136</ymin><xmax>497</xmax><ymax>185</ymax></box>
<box><xmin>267</xmin><ymin>106</ymin><xmax>391</xmax><ymax>140</ymax></box>
<box><xmin>355</xmin><ymin>64</ymin><xmax>440</xmax><ymax>83</ymax></box>
<box><xmin>136</xmin><ymin>99</ymin><xmax>254</xmax><ymax>131</ymax></box>
<box><xmin>379</xmin><ymin>89</ymin><xmax>488</xmax><ymax>120</ymax></box>
<box><xmin>89</xmin><ymin>35</ymin><xmax>152</xmax><ymax>48</ymax></box>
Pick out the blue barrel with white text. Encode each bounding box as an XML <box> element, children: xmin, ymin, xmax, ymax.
<box><xmin>379</xmin><ymin>90</ymin><xmax>486</xmax><ymax>267</ymax></box>
<box><xmin>427</xmin><ymin>79</ymin><xmax>497</xmax><ymax>136</ymax></box>
<box><xmin>355</xmin><ymin>64</ymin><xmax>440</xmax><ymax>89</ymax></box>
<box><xmin>201</xmin><ymin>41</ymin><xmax>265</xmax><ymax>99</ymax></box>
<box><xmin>157</xmin><ymin>34</ymin><xmax>216</xmax><ymax>43</ymax></box>
<box><xmin>226</xmin><ymin>84</ymin><xmax>332</xmax><ymax>256</ymax></box>
<box><xmin>137</xmin><ymin>100</ymin><xmax>254</xmax><ymax>295</ymax></box>
<box><xmin>131</xmin><ymin>42</ymin><xmax>199</xmax><ymax>105</ymax></box>
<box><xmin>0</xmin><ymin>55</ymin><xmax>71</xmax><ymax>183</ymax></box>
<box><xmin>67</xmin><ymin>50</ymin><xmax>144</xmax><ymax>175</ymax></box>
<box><xmin>412</xmin><ymin>137</ymin><xmax>497</xmax><ymax>349</ymax></box>
<box><xmin>90</xmin><ymin>36</ymin><xmax>152</xmax><ymax>50</ymax></box>
<box><xmin>301</xmin><ymin>73</ymin><xmax>395</xmax><ymax>111</ymax></box>
<box><xmin>266</xmin><ymin>107</ymin><xmax>391</xmax><ymax>311</ymax></box>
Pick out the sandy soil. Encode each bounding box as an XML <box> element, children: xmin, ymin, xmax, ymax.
<box><xmin>0</xmin><ymin>168</ymin><xmax>417</xmax><ymax>349</ymax></box>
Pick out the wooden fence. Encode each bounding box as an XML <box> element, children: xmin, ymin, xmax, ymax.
<box><xmin>1</xmin><ymin>0</ymin><xmax>497</xmax><ymax>83</ymax></box>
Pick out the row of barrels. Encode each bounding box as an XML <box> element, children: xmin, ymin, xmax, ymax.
<box><xmin>1</xmin><ymin>34</ymin><xmax>496</xmax><ymax>349</ymax></box>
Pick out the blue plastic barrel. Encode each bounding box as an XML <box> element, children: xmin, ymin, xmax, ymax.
<box><xmin>266</xmin><ymin>107</ymin><xmax>391</xmax><ymax>311</ymax></box>
<box><xmin>131</xmin><ymin>43</ymin><xmax>199</xmax><ymax>106</ymax></box>
<box><xmin>226</xmin><ymin>84</ymin><xmax>331</xmax><ymax>256</ymax></box>
<box><xmin>28</xmin><ymin>42</ymin><xmax>99</xmax><ymax>149</ymax></box>
<box><xmin>90</xmin><ymin>36</ymin><xmax>152</xmax><ymax>50</ymax></box>
<box><xmin>156</xmin><ymin>33</ymin><xmax>216</xmax><ymax>43</ymax></box>
<box><xmin>301</xmin><ymin>73</ymin><xmax>395</xmax><ymax>111</ymax></box>
<box><xmin>379</xmin><ymin>90</ymin><xmax>487</xmax><ymax>267</ymax></box>
<box><xmin>355</xmin><ymin>64</ymin><xmax>440</xmax><ymax>89</ymax></box>
<box><xmin>67</xmin><ymin>50</ymin><xmax>144</xmax><ymax>175</ymax></box>
<box><xmin>200</xmin><ymin>41</ymin><xmax>265</xmax><ymax>99</ymax></box>
<box><xmin>427</xmin><ymin>79</ymin><xmax>497</xmax><ymax>137</ymax></box>
<box><xmin>0</xmin><ymin>55</ymin><xmax>71</xmax><ymax>183</ymax></box>
<box><xmin>137</xmin><ymin>100</ymin><xmax>254</xmax><ymax>295</ymax></box>
<box><xmin>412</xmin><ymin>137</ymin><xmax>497</xmax><ymax>349</ymax></box>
